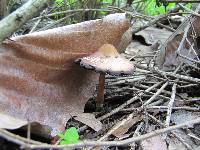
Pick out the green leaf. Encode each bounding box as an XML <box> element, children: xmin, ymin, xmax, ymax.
<box><xmin>144</xmin><ymin>0</ymin><xmax>176</xmax><ymax>16</ymax></box>
<box><xmin>60</xmin><ymin>140</ymin><xmax>69</xmax><ymax>145</ymax></box>
<box><xmin>59</xmin><ymin>127</ymin><xmax>79</xmax><ymax>145</ymax></box>
<box><xmin>58</xmin><ymin>133</ymin><xmax>65</xmax><ymax>139</ymax></box>
<box><xmin>64</xmin><ymin>127</ymin><xmax>79</xmax><ymax>141</ymax></box>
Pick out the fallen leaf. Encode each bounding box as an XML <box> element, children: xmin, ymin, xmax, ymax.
<box><xmin>169</xmin><ymin>129</ymin><xmax>197</xmax><ymax>149</ymax></box>
<box><xmin>125</xmin><ymin>41</ymin><xmax>159</xmax><ymax>64</ymax></box>
<box><xmin>140</xmin><ymin>126</ymin><xmax>167</xmax><ymax>150</ymax></box>
<box><xmin>74</xmin><ymin>113</ymin><xmax>102</xmax><ymax>132</ymax></box>
<box><xmin>171</xmin><ymin>110</ymin><xmax>200</xmax><ymax>128</ymax></box>
<box><xmin>0</xmin><ymin>114</ymin><xmax>27</xmax><ymax>129</ymax></box>
<box><xmin>140</xmin><ymin>135</ymin><xmax>167</xmax><ymax>150</ymax></box>
<box><xmin>112</xmin><ymin>115</ymin><xmax>143</xmax><ymax>138</ymax></box>
<box><xmin>156</xmin><ymin>16</ymin><xmax>200</xmax><ymax>70</ymax></box>
<box><xmin>0</xmin><ymin>13</ymin><xmax>130</xmax><ymax>136</ymax></box>
<box><xmin>168</xmin><ymin>138</ymin><xmax>187</xmax><ymax>150</ymax></box>
<box><xmin>125</xmin><ymin>41</ymin><xmax>153</xmax><ymax>56</ymax></box>
<box><xmin>135</xmin><ymin>27</ymin><xmax>172</xmax><ymax>45</ymax></box>
<box><xmin>168</xmin><ymin>129</ymin><xmax>197</xmax><ymax>150</ymax></box>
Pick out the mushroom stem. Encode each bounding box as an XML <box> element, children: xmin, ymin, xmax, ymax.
<box><xmin>96</xmin><ymin>72</ymin><xmax>105</xmax><ymax>108</ymax></box>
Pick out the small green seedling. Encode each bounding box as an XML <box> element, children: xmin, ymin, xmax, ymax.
<box><xmin>58</xmin><ymin>127</ymin><xmax>79</xmax><ymax>145</ymax></box>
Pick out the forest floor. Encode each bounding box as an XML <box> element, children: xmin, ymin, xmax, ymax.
<box><xmin>1</xmin><ymin>3</ymin><xmax>200</xmax><ymax>150</ymax></box>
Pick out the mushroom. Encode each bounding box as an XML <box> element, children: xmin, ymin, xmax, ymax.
<box><xmin>75</xmin><ymin>44</ymin><xmax>135</xmax><ymax>109</ymax></box>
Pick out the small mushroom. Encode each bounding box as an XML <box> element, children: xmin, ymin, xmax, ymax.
<box><xmin>75</xmin><ymin>44</ymin><xmax>135</xmax><ymax>109</ymax></box>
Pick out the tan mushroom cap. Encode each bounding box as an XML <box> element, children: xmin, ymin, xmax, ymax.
<box><xmin>75</xmin><ymin>44</ymin><xmax>135</xmax><ymax>76</ymax></box>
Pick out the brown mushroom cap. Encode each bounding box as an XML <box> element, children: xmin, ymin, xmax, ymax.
<box><xmin>75</xmin><ymin>44</ymin><xmax>135</xmax><ymax>76</ymax></box>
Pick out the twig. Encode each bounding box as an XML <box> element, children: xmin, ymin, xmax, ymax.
<box><xmin>0</xmin><ymin>129</ymin><xmax>42</xmax><ymax>145</ymax></box>
<box><xmin>0</xmin><ymin>0</ymin><xmax>51</xmax><ymax>42</ymax></box>
<box><xmin>144</xmin><ymin>81</ymin><xmax>169</xmax><ymax>106</ymax></box>
<box><xmin>131</xmin><ymin>14</ymin><xmax>170</xmax><ymax>34</ymax></box>
<box><xmin>187</xmin><ymin>133</ymin><xmax>200</xmax><ymax>141</ymax></box>
<box><xmin>178</xmin><ymin>53</ymin><xmax>200</xmax><ymax>64</ymax></box>
<box><xmin>171</xmin><ymin>131</ymin><xmax>192</xmax><ymax>150</ymax></box>
<box><xmin>147</xmin><ymin>114</ymin><xmax>192</xmax><ymax>149</ymax></box>
<box><xmin>177</xmin><ymin>83</ymin><xmax>198</xmax><ymax>88</ymax></box>
<box><xmin>24</xmin><ymin>117</ymin><xmax>200</xmax><ymax>149</ymax></box>
<box><xmin>136</xmin><ymin>63</ymin><xmax>200</xmax><ymax>86</ymax></box>
<box><xmin>148</xmin><ymin>99</ymin><xmax>166</xmax><ymax>107</ymax></box>
<box><xmin>107</xmin><ymin>76</ymin><xmax>146</xmax><ymax>86</ymax></box>
<box><xmin>109</xmin><ymin>6</ymin><xmax>180</xmax><ymax>32</ymax></box>
<box><xmin>165</xmin><ymin>82</ymin><xmax>177</xmax><ymax>126</ymax></box>
<box><xmin>131</xmin><ymin>12</ymin><xmax>189</xmax><ymax>33</ymax></box>
<box><xmin>98</xmin><ymin>82</ymin><xmax>162</xmax><ymax>121</ymax></box>
<box><xmin>178</xmin><ymin>3</ymin><xmax>200</xmax><ymax>17</ymax></box>
<box><xmin>130</xmin><ymin>88</ymin><xmax>171</xmax><ymax>101</ymax></box>
<box><xmin>98</xmin><ymin>113</ymin><xmax>135</xmax><ymax>141</ymax></box>
<box><xmin>29</xmin><ymin>18</ymin><xmax>42</xmax><ymax>33</ymax></box>
<box><xmin>31</xmin><ymin>9</ymin><xmax>113</xmax><ymax>21</ymax></box>
<box><xmin>78</xmin><ymin>82</ymin><xmax>163</xmax><ymax>133</ymax></box>
<box><xmin>176</xmin><ymin>19</ymin><xmax>192</xmax><ymax>53</ymax></box>
<box><xmin>29</xmin><ymin>10</ymin><xmax>47</xmax><ymax>33</ymax></box>
<box><xmin>37</xmin><ymin>13</ymin><xmax>78</xmax><ymax>31</ymax></box>
<box><xmin>147</xmin><ymin>106</ymin><xmax>200</xmax><ymax>112</ymax></box>
<box><xmin>135</xmin><ymin>83</ymin><xmax>172</xmax><ymax>96</ymax></box>
<box><xmin>154</xmin><ymin>67</ymin><xmax>200</xmax><ymax>83</ymax></box>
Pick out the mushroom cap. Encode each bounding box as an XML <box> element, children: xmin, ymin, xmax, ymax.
<box><xmin>75</xmin><ymin>44</ymin><xmax>135</xmax><ymax>76</ymax></box>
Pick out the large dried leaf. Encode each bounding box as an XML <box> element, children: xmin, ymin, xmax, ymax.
<box><xmin>135</xmin><ymin>27</ymin><xmax>172</xmax><ymax>45</ymax></box>
<box><xmin>0</xmin><ymin>13</ymin><xmax>130</xmax><ymax>136</ymax></box>
<box><xmin>156</xmin><ymin>17</ymin><xmax>200</xmax><ymax>70</ymax></box>
<box><xmin>0</xmin><ymin>114</ymin><xmax>27</xmax><ymax>129</ymax></box>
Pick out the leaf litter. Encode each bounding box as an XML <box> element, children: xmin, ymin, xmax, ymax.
<box><xmin>1</xmin><ymin>9</ymin><xmax>200</xmax><ymax>150</ymax></box>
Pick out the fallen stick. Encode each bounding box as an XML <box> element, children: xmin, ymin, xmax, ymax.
<box><xmin>24</xmin><ymin>117</ymin><xmax>200</xmax><ymax>149</ymax></box>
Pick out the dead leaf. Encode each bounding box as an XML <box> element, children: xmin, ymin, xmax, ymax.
<box><xmin>135</xmin><ymin>27</ymin><xmax>172</xmax><ymax>45</ymax></box>
<box><xmin>156</xmin><ymin>16</ymin><xmax>200</xmax><ymax>70</ymax></box>
<box><xmin>112</xmin><ymin>115</ymin><xmax>143</xmax><ymax>138</ymax></box>
<box><xmin>168</xmin><ymin>129</ymin><xmax>197</xmax><ymax>150</ymax></box>
<box><xmin>0</xmin><ymin>114</ymin><xmax>27</xmax><ymax>129</ymax></box>
<box><xmin>140</xmin><ymin>126</ymin><xmax>167</xmax><ymax>150</ymax></box>
<box><xmin>140</xmin><ymin>135</ymin><xmax>167</xmax><ymax>150</ymax></box>
<box><xmin>171</xmin><ymin>110</ymin><xmax>200</xmax><ymax>128</ymax></box>
<box><xmin>0</xmin><ymin>13</ymin><xmax>129</xmax><ymax>136</ymax></box>
<box><xmin>125</xmin><ymin>41</ymin><xmax>159</xmax><ymax>64</ymax></box>
<box><xmin>125</xmin><ymin>41</ymin><xmax>153</xmax><ymax>56</ymax></box>
<box><xmin>168</xmin><ymin>138</ymin><xmax>187</xmax><ymax>150</ymax></box>
<box><xmin>74</xmin><ymin>113</ymin><xmax>102</xmax><ymax>132</ymax></box>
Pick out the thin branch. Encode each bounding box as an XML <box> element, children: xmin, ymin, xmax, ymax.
<box><xmin>31</xmin><ymin>9</ymin><xmax>113</xmax><ymax>21</ymax></box>
<box><xmin>0</xmin><ymin>0</ymin><xmax>51</xmax><ymax>42</ymax></box>
<box><xmin>144</xmin><ymin>81</ymin><xmax>169</xmax><ymax>106</ymax></box>
<box><xmin>147</xmin><ymin>106</ymin><xmax>200</xmax><ymax>112</ymax></box>
<box><xmin>135</xmin><ymin>63</ymin><xmax>200</xmax><ymax>83</ymax></box>
<box><xmin>0</xmin><ymin>129</ymin><xmax>43</xmax><ymax>145</ymax></box>
<box><xmin>165</xmin><ymin>82</ymin><xmax>177</xmax><ymax>126</ymax></box>
<box><xmin>78</xmin><ymin>82</ymin><xmax>162</xmax><ymax>133</ymax></box>
<box><xmin>23</xmin><ymin>117</ymin><xmax>200</xmax><ymax>149</ymax></box>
